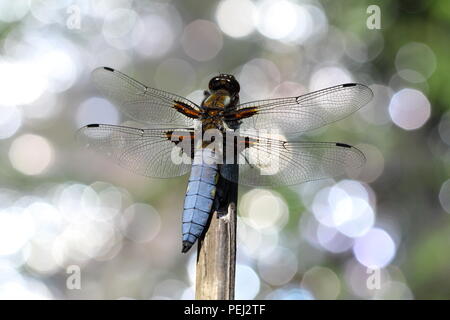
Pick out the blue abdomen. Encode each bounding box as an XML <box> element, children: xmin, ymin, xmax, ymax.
<box><xmin>182</xmin><ymin>148</ymin><xmax>218</xmax><ymax>253</ymax></box>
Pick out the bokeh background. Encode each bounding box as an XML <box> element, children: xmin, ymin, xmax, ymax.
<box><xmin>0</xmin><ymin>0</ymin><xmax>449</xmax><ymax>300</ymax></box>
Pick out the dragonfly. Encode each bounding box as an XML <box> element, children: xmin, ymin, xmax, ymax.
<box><xmin>77</xmin><ymin>67</ymin><xmax>373</xmax><ymax>253</ymax></box>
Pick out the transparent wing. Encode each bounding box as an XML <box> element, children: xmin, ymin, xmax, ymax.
<box><xmin>228</xmin><ymin>83</ymin><xmax>373</xmax><ymax>134</ymax></box>
<box><xmin>77</xmin><ymin>124</ymin><xmax>194</xmax><ymax>178</ymax></box>
<box><xmin>91</xmin><ymin>67</ymin><xmax>200</xmax><ymax>127</ymax></box>
<box><xmin>220</xmin><ymin>134</ymin><xmax>365</xmax><ymax>187</ymax></box>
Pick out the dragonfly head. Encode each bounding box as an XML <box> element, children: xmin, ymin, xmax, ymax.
<box><xmin>208</xmin><ymin>74</ymin><xmax>240</xmax><ymax>96</ymax></box>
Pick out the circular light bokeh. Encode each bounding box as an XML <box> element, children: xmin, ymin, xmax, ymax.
<box><xmin>395</xmin><ymin>42</ymin><xmax>436</xmax><ymax>82</ymax></box>
<box><xmin>438</xmin><ymin>111</ymin><xmax>450</xmax><ymax>146</ymax></box>
<box><xmin>0</xmin><ymin>106</ymin><xmax>22</xmax><ymax>139</ymax></box>
<box><xmin>76</xmin><ymin>97</ymin><xmax>120</xmax><ymax>128</ymax></box>
<box><xmin>102</xmin><ymin>8</ymin><xmax>141</xmax><ymax>50</ymax></box>
<box><xmin>120</xmin><ymin>203</ymin><xmax>161</xmax><ymax>243</ymax></box>
<box><xmin>373</xmin><ymin>281</ymin><xmax>414</xmax><ymax>300</ymax></box>
<box><xmin>9</xmin><ymin>134</ymin><xmax>54</xmax><ymax>176</ymax></box>
<box><xmin>0</xmin><ymin>207</ymin><xmax>34</xmax><ymax>256</ymax></box>
<box><xmin>0</xmin><ymin>0</ymin><xmax>29</xmax><ymax>22</ymax></box>
<box><xmin>133</xmin><ymin>3</ymin><xmax>184</xmax><ymax>60</ymax></box>
<box><xmin>333</xmin><ymin>197</ymin><xmax>375</xmax><ymax>238</ymax></box>
<box><xmin>240</xmin><ymin>189</ymin><xmax>288</xmax><ymax>230</ymax></box>
<box><xmin>265</xmin><ymin>286</ymin><xmax>314</xmax><ymax>300</ymax></box>
<box><xmin>35</xmin><ymin>49</ymin><xmax>78</xmax><ymax>93</ymax></box>
<box><xmin>257</xmin><ymin>246</ymin><xmax>297</xmax><ymax>286</ymax></box>
<box><xmin>235</xmin><ymin>264</ymin><xmax>260</xmax><ymax>300</ymax></box>
<box><xmin>312</xmin><ymin>181</ymin><xmax>375</xmax><ymax>238</ymax></box>
<box><xmin>309</xmin><ymin>66</ymin><xmax>352</xmax><ymax>91</ymax></box>
<box><xmin>389</xmin><ymin>88</ymin><xmax>431</xmax><ymax>130</ymax></box>
<box><xmin>0</xmin><ymin>61</ymin><xmax>47</xmax><ymax>106</ymax></box>
<box><xmin>256</xmin><ymin>0</ymin><xmax>298</xmax><ymax>40</ymax></box>
<box><xmin>438</xmin><ymin>179</ymin><xmax>450</xmax><ymax>214</ymax></box>
<box><xmin>352</xmin><ymin>144</ymin><xmax>385</xmax><ymax>183</ymax></box>
<box><xmin>237</xmin><ymin>218</ymin><xmax>279</xmax><ymax>258</ymax></box>
<box><xmin>353</xmin><ymin>228</ymin><xmax>396</xmax><ymax>268</ymax></box>
<box><xmin>238</xmin><ymin>58</ymin><xmax>281</xmax><ymax>101</ymax></box>
<box><xmin>181</xmin><ymin>20</ymin><xmax>223</xmax><ymax>61</ymax></box>
<box><xmin>358</xmin><ymin>84</ymin><xmax>393</xmax><ymax>126</ymax></box>
<box><xmin>301</xmin><ymin>266</ymin><xmax>340</xmax><ymax>299</ymax></box>
<box><xmin>316</xmin><ymin>224</ymin><xmax>354</xmax><ymax>253</ymax></box>
<box><xmin>216</xmin><ymin>0</ymin><xmax>256</xmax><ymax>38</ymax></box>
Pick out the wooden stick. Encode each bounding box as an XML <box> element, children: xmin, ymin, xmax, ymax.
<box><xmin>195</xmin><ymin>175</ymin><xmax>238</xmax><ymax>300</ymax></box>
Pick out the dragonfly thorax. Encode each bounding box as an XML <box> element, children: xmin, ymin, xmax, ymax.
<box><xmin>201</xmin><ymin>90</ymin><xmax>232</xmax><ymax>130</ymax></box>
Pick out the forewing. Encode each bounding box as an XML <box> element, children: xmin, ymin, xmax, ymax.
<box><xmin>77</xmin><ymin>124</ymin><xmax>194</xmax><ymax>178</ymax></box>
<box><xmin>220</xmin><ymin>134</ymin><xmax>365</xmax><ymax>187</ymax></box>
<box><xmin>91</xmin><ymin>67</ymin><xmax>200</xmax><ymax>127</ymax></box>
<box><xmin>228</xmin><ymin>83</ymin><xmax>373</xmax><ymax>134</ymax></box>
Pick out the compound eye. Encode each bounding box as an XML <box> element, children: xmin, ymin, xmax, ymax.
<box><xmin>230</xmin><ymin>80</ymin><xmax>240</xmax><ymax>93</ymax></box>
<box><xmin>208</xmin><ymin>78</ymin><xmax>220</xmax><ymax>91</ymax></box>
